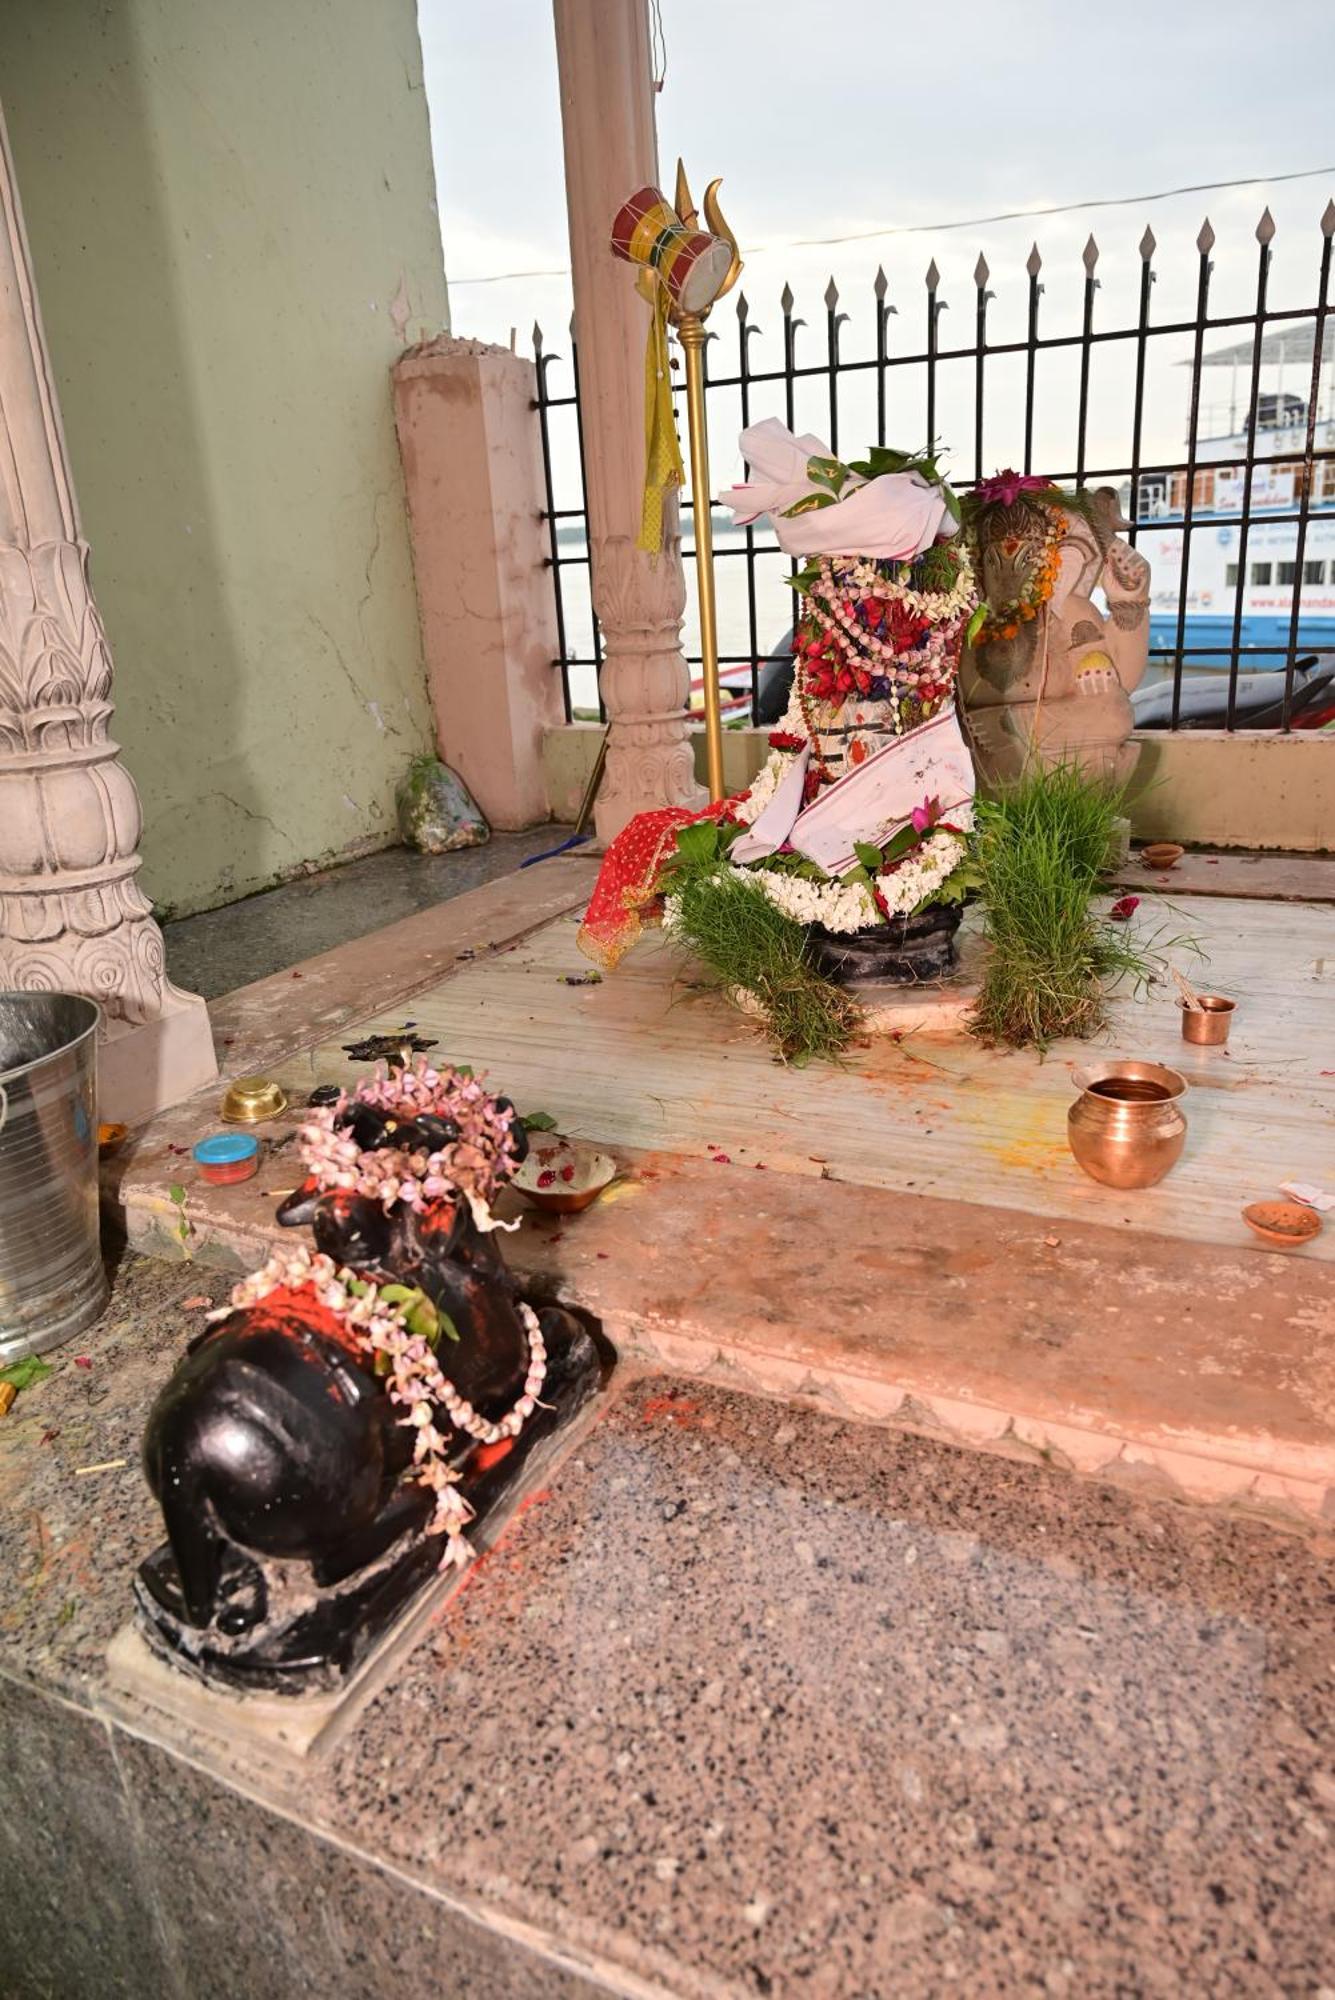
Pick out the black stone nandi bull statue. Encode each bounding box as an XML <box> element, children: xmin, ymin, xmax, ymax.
<box><xmin>135</xmin><ymin>1063</ymin><xmax>600</xmax><ymax>1694</ymax></box>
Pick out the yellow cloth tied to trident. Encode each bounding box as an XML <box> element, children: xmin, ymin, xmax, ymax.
<box><xmin>638</xmin><ymin>276</ymin><xmax>685</xmax><ymax>555</ymax></box>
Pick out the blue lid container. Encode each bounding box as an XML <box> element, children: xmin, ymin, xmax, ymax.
<box><xmin>193</xmin><ymin>1132</ymin><xmax>260</xmax><ymax>1181</ymax></box>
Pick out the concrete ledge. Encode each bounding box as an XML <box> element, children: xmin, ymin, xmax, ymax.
<box><xmin>1128</xmin><ymin>729</ymin><xmax>1335</xmax><ymax>853</ymax></box>
<box><xmin>543</xmin><ymin>720</ymin><xmax>1335</xmax><ymax>853</ymax></box>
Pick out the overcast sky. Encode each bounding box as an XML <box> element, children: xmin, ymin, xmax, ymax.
<box><xmin>421</xmin><ymin>0</ymin><xmax>1335</xmax><ymax>359</ymax></box>
<box><xmin>417</xmin><ymin>0</ymin><xmax>1335</xmax><ymax>673</ymax></box>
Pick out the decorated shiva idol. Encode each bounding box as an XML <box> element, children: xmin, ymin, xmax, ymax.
<box><xmin>579</xmin><ymin>420</ymin><xmax>982</xmax><ymax>1058</ymax></box>
<box><xmin>134</xmin><ymin>1061</ymin><xmax>599</xmax><ymax>1694</ymax></box>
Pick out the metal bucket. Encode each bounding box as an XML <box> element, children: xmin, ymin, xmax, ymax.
<box><xmin>0</xmin><ymin>992</ymin><xmax>109</xmax><ymax>1361</ymax></box>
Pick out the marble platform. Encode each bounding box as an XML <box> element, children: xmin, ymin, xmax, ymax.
<box><xmin>107</xmin><ymin>858</ymin><xmax>1335</xmax><ymax>1526</ymax></box>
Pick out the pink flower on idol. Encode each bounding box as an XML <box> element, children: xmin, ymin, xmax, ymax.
<box><xmin>1108</xmin><ymin>895</ymin><xmax>1140</xmax><ymax>923</ymax></box>
<box><xmin>975</xmin><ymin>469</ymin><xmax>1052</xmax><ymax>508</ymax></box>
<box><xmin>910</xmin><ymin>796</ymin><xmax>941</xmax><ymax>834</ymax></box>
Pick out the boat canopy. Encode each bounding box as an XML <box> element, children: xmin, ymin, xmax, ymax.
<box><xmin>1190</xmin><ymin>325</ymin><xmax>1323</xmax><ymax>368</ymax></box>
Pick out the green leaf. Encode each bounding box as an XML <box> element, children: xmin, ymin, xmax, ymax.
<box><xmin>805</xmin><ymin>453</ymin><xmax>849</xmax><ymax>497</ymax></box>
<box><xmin>881</xmin><ymin>822</ymin><xmax>922</xmax><ymax>866</ymax></box>
<box><xmin>854</xmin><ymin>840</ymin><xmax>884</xmax><ymax>871</ymax></box>
<box><xmin>849</xmin><ymin>446</ymin><xmax>911</xmax><ymax>479</ymax></box>
<box><xmin>406</xmin><ymin>1300</ymin><xmax>441</xmax><ymax>1343</ymax></box>
<box><xmin>941</xmin><ymin>483</ymin><xmax>962</xmax><ymax>525</ymax></box>
<box><xmin>0</xmin><ymin>1355</ymin><xmax>53</xmax><ymax>1391</ymax></box>
<box><xmin>781</xmin><ymin>490</ymin><xmax>837</xmax><ymax>518</ymax></box>
<box><xmin>966</xmin><ymin>602</ymin><xmax>989</xmax><ymax>646</ymax></box>
<box><xmin>435</xmin><ymin>1309</ymin><xmax>461</xmax><ymax>1345</ymax></box>
<box><xmin>522</xmin><ymin>1110</ymin><xmax>558</xmax><ymax>1132</ymax></box>
<box><xmin>674</xmin><ymin>819</ymin><xmax>722</xmax><ymax>867</ymax></box>
<box><xmin>168</xmin><ymin>1184</ymin><xmax>186</xmax><ymax>1206</ymax></box>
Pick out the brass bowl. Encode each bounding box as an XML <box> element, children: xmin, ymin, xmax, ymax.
<box><xmin>1179</xmin><ymin>994</ymin><xmax>1235</xmax><ymax>1046</ymax></box>
<box><xmin>1141</xmin><ymin>842</ymin><xmax>1184</xmax><ymax>870</ymax></box>
<box><xmin>1067</xmin><ymin>1059</ymin><xmax>1188</xmax><ymax>1190</ymax></box>
<box><xmin>1242</xmin><ymin>1201</ymin><xmax>1322</xmax><ymax>1249</ymax></box>
<box><xmin>220</xmin><ymin>1075</ymin><xmax>289</xmax><ymax>1124</ymax></box>
<box><xmin>515</xmin><ymin>1138</ymin><xmax>617</xmax><ymax>1215</ymax></box>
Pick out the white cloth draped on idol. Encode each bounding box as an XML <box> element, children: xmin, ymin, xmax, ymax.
<box><xmin>723</xmin><ymin>418</ymin><xmax>959</xmax><ymax>560</ymax></box>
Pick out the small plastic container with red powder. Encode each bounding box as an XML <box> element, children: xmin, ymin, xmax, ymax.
<box><xmin>193</xmin><ymin>1132</ymin><xmax>260</xmax><ymax>1185</ymax></box>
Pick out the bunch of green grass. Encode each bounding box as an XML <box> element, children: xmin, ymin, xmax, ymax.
<box><xmin>669</xmin><ymin>864</ymin><xmax>861</xmax><ymax>1066</ymax></box>
<box><xmin>969</xmin><ymin>761</ymin><xmax>1148</xmax><ymax>1049</ymax></box>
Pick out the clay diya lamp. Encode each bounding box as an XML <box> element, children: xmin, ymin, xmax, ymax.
<box><xmin>515</xmin><ymin>1138</ymin><xmax>617</xmax><ymax>1215</ymax></box>
<box><xmin>1141</xmin><ymin>842</ymin><xmax>1184</xmax><ymax>870</ymax></box>
<box><xmin>1241</xmin><ymin>1201</ymin><xmax>1322</xmax><ymax>1250</ymax></box>
<box><xmin>220</xmin><ymin>1075</ymin><xmax>288</xmax><ymax>1124</ymax></box>
<box><xmin>1067</xmin><ymin>1059</ymin><xmax>1188</xmax><ymax>1190</ymax></box>
<box><xmin>1179</xmin><ymin>994</ymin><xmax>1235</xmax><ymax>1046</ymax></box>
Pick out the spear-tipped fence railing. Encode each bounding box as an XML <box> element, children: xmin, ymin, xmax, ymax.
<box><xmin>534</xmin><ymin>200</ymin><xmax>1335</xmax><ymax>732</ymax></box>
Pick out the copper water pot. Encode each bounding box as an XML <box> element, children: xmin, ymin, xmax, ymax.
<box><xmin>1067</xmin><ymin>1059</ymin><xmax>1188</xmax><ymax>1189</ymax></box>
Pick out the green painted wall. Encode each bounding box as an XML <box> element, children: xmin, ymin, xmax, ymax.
<box><xmin>0</xmin><ymin>0</ymin><xmax>450</xmax><ymax>916</ymax></box>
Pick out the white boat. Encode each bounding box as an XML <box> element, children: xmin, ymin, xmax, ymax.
<box><xmin>1132</xmin><ymin>323</ymin><xmax>1335</xmax><ymax>664</ymax></box>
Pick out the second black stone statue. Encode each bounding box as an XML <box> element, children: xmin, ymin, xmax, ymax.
<box><xmin>134</xmin><ymin>1063</ymin><xmax>600</xmax><ymax>1696</ymax></box>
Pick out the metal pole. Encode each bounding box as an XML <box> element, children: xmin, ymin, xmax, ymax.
<box><xmin>677</xmin><ymin>311</ymin><xmax>726</xmax><ymax>802</ymax></box>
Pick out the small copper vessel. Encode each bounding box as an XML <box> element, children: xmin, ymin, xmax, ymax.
<box><xmin>1179</xmin><ymin>994</ymin><xmax>1235</xmax><ymax>1046</ymax></box>
<box><xmin>1141</xmin><ymin>842</ymin><xmax>1184</xmax><ymax>870</ymax></box>
<box><xmin>1067</xmin><ymin>1059</ymin><xmax>1188</xmax><ymax>1189</ymax></box>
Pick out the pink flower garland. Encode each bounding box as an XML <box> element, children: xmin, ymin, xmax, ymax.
<box><xmin>218</xmin><ymin>1245</ymin><xmax>547</xmax><ymax>1566</ymax></box>
<box><xmin>297</xmin><ymin>1060</ymin><xmax>522</xmax><ymax>1230</ymax></box>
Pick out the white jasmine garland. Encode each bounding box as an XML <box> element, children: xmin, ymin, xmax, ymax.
<box><xmin>735</xmin><ymin>864</ymin><xmax>878</xmax><ymax>932</ymax></box>
<box><xmin>734</xmin><ymin>747</ymin><xmax>792</xmax><ymax>826</ymax></box>
<box><xmin>665</xmin><ymin>829</ymin><xmax>971</xmax><ymax>942</ymax></box>
<box><xmin>872</xmin><ymin>828</ymin><xmax>969</xmax><ymax>918</ymax></box>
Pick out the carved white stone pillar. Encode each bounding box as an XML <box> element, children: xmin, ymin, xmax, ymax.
<box><xmin>0</xmin><ymin>103</ymin><xmax>215</xmax><ymax>1125</ymax></box>
<box><xmin>552</xmin><ymin>0</ymin><xmax>704</xmax><ymax>840</ymax></box>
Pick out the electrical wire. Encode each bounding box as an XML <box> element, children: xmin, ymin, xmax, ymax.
<box><xmin>448</xmin><ymin>163</ymin><xmax>1335</xmax><ymax>287</ymax></box>
<box><xmin>649</xmin><ymin>0</ymin><xmax>667</xmax><ymax>91</ymax></box>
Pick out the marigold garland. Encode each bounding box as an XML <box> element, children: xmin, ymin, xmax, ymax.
<box><xmin>971</xmin><ymin>511</ymin><xmax>1067</xmax><ymax>647</ymax></box>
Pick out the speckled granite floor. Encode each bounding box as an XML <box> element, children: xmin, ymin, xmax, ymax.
<box><xmin>2</xmin><ymin>1255</ymin><xmax>1333</xmax><ymax>1998</ymax></box>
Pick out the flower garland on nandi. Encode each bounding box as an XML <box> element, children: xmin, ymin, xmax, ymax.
<box><xmin>215</xmin><ymin>1245</ymin><xmax>547</xmax><ymax>1567</ymax></box>
<box><xmin>298</xmin><ymin>1060</ymin><xmax>523</xmax><ymax>1233</ymax></box>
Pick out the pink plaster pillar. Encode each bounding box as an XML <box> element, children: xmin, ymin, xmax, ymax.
<box><xmin>552</xmin><ymin>0</ymin><xmax>703</xmax><ymax>840</ymax></box>
<box><xmin>393</xmin><ymin>337</ymin><xmax>563</xmax><ymax>829</ymax></box>
<box><xmin>0</xmin><ymin>101</ymin><xmax>216</xmax><ymax>1125</ymax></box>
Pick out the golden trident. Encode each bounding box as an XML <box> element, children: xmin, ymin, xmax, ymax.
<box><xmin>670</xmin><ymin>162</ymin><xmax>742</xmax><ymax>803</ymax></box>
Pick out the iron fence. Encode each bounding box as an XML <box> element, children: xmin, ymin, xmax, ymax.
<box><xmin>534</xmin><ymin>200</ymin><xmax>1335</xmax><ymax>732</ymax></box>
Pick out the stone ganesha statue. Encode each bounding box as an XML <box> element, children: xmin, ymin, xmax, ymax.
<box><xmin>135</xmin><ymin>1062</ymin><xmax>599</xmax><ymax>1694</ymax></box>
<box><xmin>959</xmin><ymin>475</ymin><xmax>1151</xmax><ymax>787</ymax></box>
